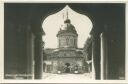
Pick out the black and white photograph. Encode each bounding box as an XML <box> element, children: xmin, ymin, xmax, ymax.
<box><xmin>1</xmin><ymin>1</ymin><xmax>128</xmax><ymax>83</ymax></box>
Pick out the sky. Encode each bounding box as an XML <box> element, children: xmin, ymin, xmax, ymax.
<box><xmin>42</xmin><ymin>5</ymin><xmax>93</xmax><ymax>48</ymax></box>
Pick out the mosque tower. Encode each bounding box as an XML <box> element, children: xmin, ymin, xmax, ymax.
<box><xmin>57</xmin><ymin>9</ymin><xmax>78</xmax><ymax>49</ymax></box>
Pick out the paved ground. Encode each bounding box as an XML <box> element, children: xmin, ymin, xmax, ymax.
<box><xmin>42</xmin><ymin>73</ymin><xmax>93</xmax><ymax>83</ymax></box>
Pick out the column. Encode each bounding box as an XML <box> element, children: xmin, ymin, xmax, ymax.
<box><xmin>34</xmin><ymin>35</ymin><xmax>43</xmax><ymax>79</ymax></box>
<box><xmin>26</xmin><ymin>25</ymin><xmax>34</xmax><ymax>79</ymax></box>
<box><xmin>100</xmin><ymin>32</ymin><xmax>108</xmax><ymax>80</ymax></box>
<box><xmin>91</xmin><ymin>31</ymin><xmax>101</xmax><ymax>80</ymax></box>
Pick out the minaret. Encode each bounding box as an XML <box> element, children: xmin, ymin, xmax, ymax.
<box><xmin>57</xmin><ymin>9</ymin><xmax>78</xmax><ymax>49</ymax></box>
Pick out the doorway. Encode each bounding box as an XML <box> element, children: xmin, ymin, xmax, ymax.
<box><xmin>65</xmin><ymin>63</ymin><xmax>71</xmax><ymax>73</ymax></box>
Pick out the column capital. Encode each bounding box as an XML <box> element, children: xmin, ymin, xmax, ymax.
<box><xmin>100</xmin><ymin>24</ymin><xmax>111</xmax><ymax>39</ymax></box>
<box><xmin>100</xmin><ymin>32</ymin><xmax>108</xmax><ymax>39</ymax></box>
<box><xmin>90</xmin><ymin>28</ymin><xmax>101</xmax><ymax>39</ymax></box>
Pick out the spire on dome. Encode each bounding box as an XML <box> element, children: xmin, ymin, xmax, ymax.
<box><xmin>63</xmin><ymin>6</ymin><xmax>71</xmax><ymax>23</ymax></box>
<box><xmin>62</xmin><ymin>5</ymin><xmax>71</xmax><ymax>23</ymax></box>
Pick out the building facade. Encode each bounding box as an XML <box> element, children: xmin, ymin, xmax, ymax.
<box><xmin>43</xmin><ymin>18</ymin><xmax>89</xmax><ymax>74</ymax></box>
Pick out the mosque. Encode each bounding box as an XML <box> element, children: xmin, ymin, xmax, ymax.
<box><xmin>43</xmin><ymin>11</ymin><xmax>88</xmax><ymax>74</ymax></box>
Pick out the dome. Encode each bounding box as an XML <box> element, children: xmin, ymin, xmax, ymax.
<box><xmin>57</xmin><ymin>19</ymin><xmax>78</xmax><ymax>37</ymax></box>
<box><xmin>64</xmin><ymin>19</ymin><xmax>71</xmax><ymax>23</ymax></box>
<box><xmin>61</xmin><ymin>23</ymin><xmax>75</xmax><ymax>31</ymax></box>
<box><xmin>61</xmin><ymin>19</ymin><xmax>76</xmax><ymax>31</ymax></box>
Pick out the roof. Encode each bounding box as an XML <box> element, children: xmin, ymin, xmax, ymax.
<box><xmin>44</xmin><ymin>48</ymin><xmax>55</xmax><ymax>54</ymax></box>
<box><xmin>44</xmin><ymin>48</ymin><xmax>84</xmax><ymax>58</ymax></box>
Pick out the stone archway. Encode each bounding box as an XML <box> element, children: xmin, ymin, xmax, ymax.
<box><xmin>40</xmin><ymin>4</ymin><xmax>95</xmax><ymax>76</ymax></box>
<box><xmin>34</xmin><ymin>4</ymin><xmax>97</xmax><ymax>79</ymax></box>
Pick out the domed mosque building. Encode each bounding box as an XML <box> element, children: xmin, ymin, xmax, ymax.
<box><xmin>43</xmin><ymin>11</ymin><xmax>88</xmax><ymax>74</ymax></box>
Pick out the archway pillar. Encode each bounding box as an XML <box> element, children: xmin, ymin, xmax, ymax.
<box><xmin>100</xmin><ymin>32</ymin><xmax>109</xmax><ymax>80</ymax></box>
<box><xmin>90</xmin><ymin>28</ymin><xmax>101</xmax><ymax>80</ymax></box>
<box><xmin>34</xmin><ymin>34</ymin><xmax>43</xmax><ymax>79</ymax></box>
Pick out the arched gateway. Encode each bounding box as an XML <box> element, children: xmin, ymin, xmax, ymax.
<box><xmin>43</xmin><ymin>10</ymin><xmax>86</xmax><ymax>74</ymax></box>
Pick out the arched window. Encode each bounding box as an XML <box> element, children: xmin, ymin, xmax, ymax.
<box><xmin>66</xmin><ymin>37</ymin><xmax>69</xmax><ymax>45</ymax></box>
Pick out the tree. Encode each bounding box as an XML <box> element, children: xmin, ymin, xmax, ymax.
<box><xmin>83</xmin><ymin>37</ymin><xmax>92</xmax><ymax>61</ymax></box>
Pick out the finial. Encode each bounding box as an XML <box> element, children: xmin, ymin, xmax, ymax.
<box><xmin>63</xmin><ymin>5</ymin><xmax>70</xmax><ymax>23</ymax></box>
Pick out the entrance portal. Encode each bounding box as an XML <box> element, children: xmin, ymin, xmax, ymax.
<box><xmin>65</xmin><ymin>63</ymin><xmax>70</xmax><ymax>73</ymax></box>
